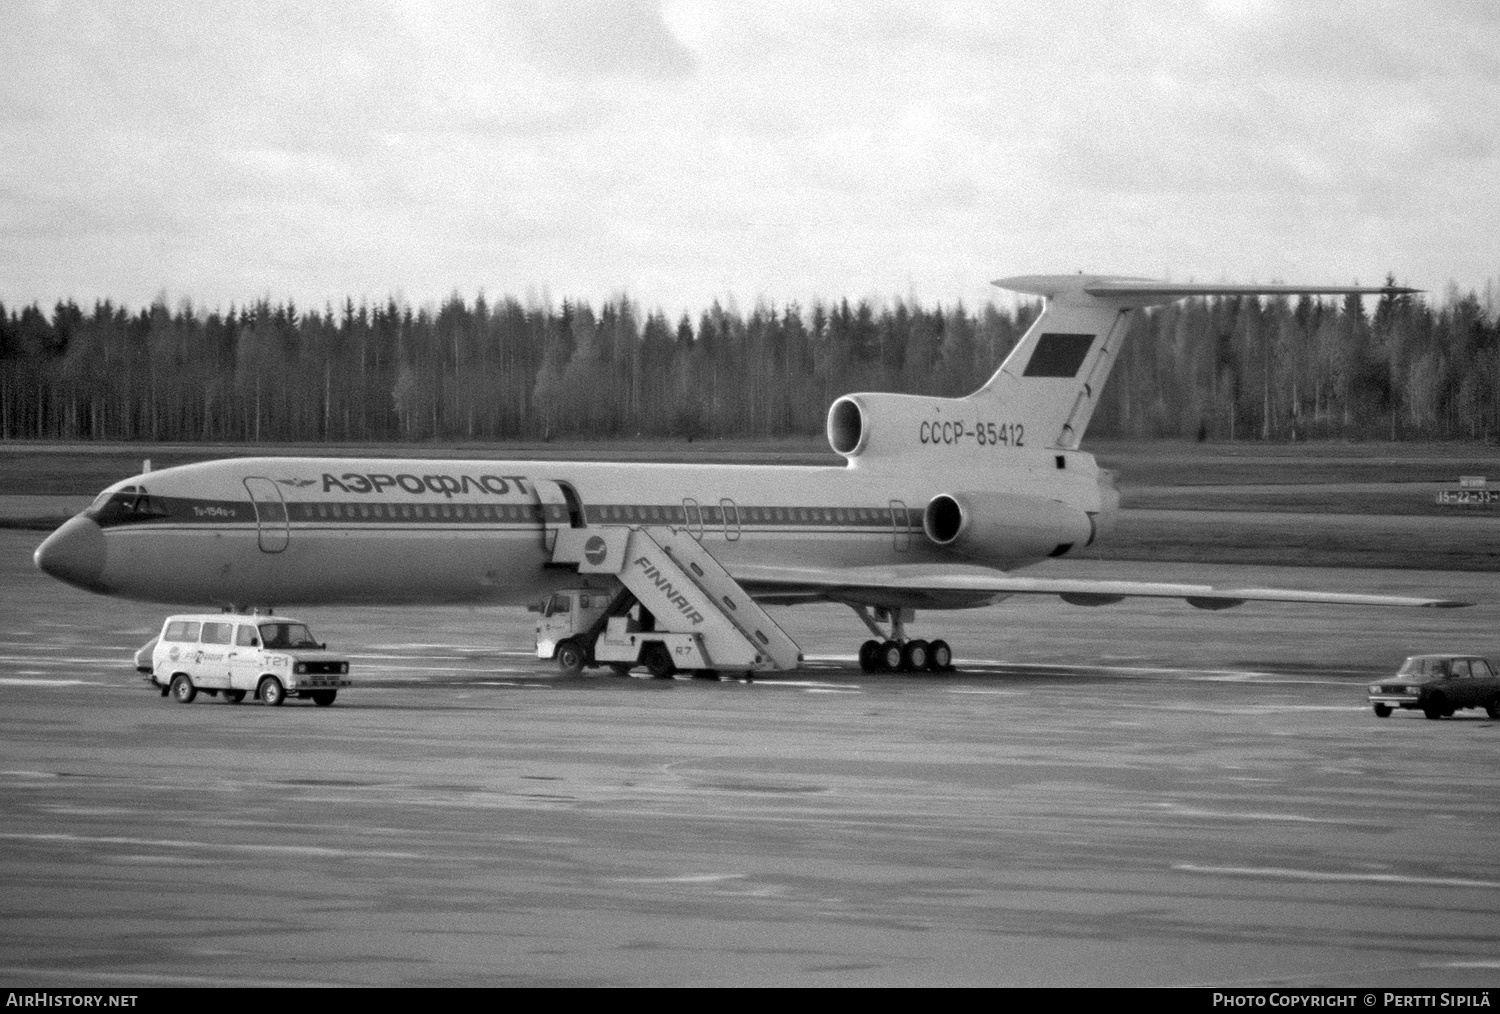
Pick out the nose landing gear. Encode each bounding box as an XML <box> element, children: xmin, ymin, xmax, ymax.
<box><xmin>851</xmin><ymin>605</ymin><xmax>954</xmax><ymax>673</ymax></box>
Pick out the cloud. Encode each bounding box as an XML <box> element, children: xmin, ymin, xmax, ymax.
<box><xmin>0</xmin><ymin>1</ymin><xmax>1496</xmax><ymax>313</ymax></box>
<box><xmin>507</xmin><ymin>0</ymin><xmax>696</xmax><ymax>79</ymax></box>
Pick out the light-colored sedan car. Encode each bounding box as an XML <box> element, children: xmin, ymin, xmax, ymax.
<box><xmin>1368</xmin><ymin>655</ymin><xmax>1500</xmax><ymax>720</ymax></box>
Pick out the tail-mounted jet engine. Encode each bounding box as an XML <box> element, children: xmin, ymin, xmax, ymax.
<box><xmin>828</xmin><ymin>392</ymin><xmax>994</xmax><ymax>462</ymax></box>
<box><xmin>923</xmin><ymin>492</ymin><xmax>1094</xmax><ymax>566</ymax></box>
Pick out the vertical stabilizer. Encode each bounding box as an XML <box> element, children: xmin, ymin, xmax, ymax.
<box><xmin>981</xmin><ymin>275</ymin><xmax>1419</xmax><ymax>450</ymax></box>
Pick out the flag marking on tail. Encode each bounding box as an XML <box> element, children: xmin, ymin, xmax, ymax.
<box><xmin>1024</xmin><ymin>334</ymin><xmax>1097</xmax><ymax>378</ymax></box>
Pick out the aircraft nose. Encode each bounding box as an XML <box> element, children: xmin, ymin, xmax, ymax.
<box><xmin>34</xmin><ymin>515</ymin><xmax>109</xmax><ymax>592</ymax></box>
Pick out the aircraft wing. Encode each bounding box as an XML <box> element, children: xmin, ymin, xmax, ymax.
<box><xmin>729</xmin><ymin>562</ymin><xmax>1471</xmax><ymax>610</ymax></box>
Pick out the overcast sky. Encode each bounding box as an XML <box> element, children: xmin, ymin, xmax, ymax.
<box><xmin>3</xmin><ymin>0</ymin><xmax>1497</xmax><ymax>317</ymax></box>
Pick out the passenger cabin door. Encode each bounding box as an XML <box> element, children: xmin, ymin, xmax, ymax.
<box><xmin>534</xmin><ymin>479</ymin><xmax>585</xmax><ymax>553</ymax></box>
<box><xmin>720</xmin><ymin>498</ymin><xmax>741</xmax><ymax>542</ymax></box>
<box><xmin>682</xmin><ymin>498</ymin><xmax>704</xmax><ymax>540</ymax></box>
<box><xmin>889</xmin><ymin>499</ymin><xmax>911</xmax><ymax>552</ymax></box>
<box><xmin>244</xmin><ymin>477</ymin><xmax>289</xmax><ymax>553</ymax></box>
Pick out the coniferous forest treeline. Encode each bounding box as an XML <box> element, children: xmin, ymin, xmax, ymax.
<box><xmin>3</xmin><ymin>279</ymin><xmax>1499</xmax><ymax>444</ymax></box>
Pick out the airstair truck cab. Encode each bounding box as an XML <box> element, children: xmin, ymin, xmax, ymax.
<box><xmin>534</xmin><ymin>589</ymin><xmax>610</xmax><ymax>667</ymax></box>
<box><xmin>145</xmin><ymin>613</ymin><xmax>351</xmax><ymax>706</ymax></box>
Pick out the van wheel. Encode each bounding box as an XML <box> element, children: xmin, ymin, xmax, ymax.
<box><xmin>222</xmin><ymin>689</ymin><xmax>246</xmax><ymax>704</ymax></box>
<box><xmin>170</xmin><ymin>674</ymin><xmax>196</xmax><ymax>704</ymax></box>
<box><xmin>643</xmin><ymin>643</ymin><xmax>675</xmax><ymax>679</ymax></box>
<box><xmin>258</xmin><ymin>677</ymin><xmax>286</xmax><ymax>707</ymax></box>
<box><xmin>1373</xmin><ymin>704</ymin><xmax>1391</xmax><ymax>717</ymax></box>
<box><xmin>556</xmin><ymin>641</ymin><xmax>586</xmax><ymax>674</ymax></box>
<box><xmin>311</xmin><ymin>690</ymin><xmax>337</xmax><ymax>707</ymax></box>
<box><xmin>607</xmin><ymin>663</ymin><xmax>634</xmax><ymax>676</ymax></box>
<box><xmin>159</xmin><ymin>683</ymin><xmax>171</xmax><ymax>697</ymax></box>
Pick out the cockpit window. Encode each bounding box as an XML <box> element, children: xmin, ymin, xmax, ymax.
<box><xmin>258</xmin><ymin>622</ymin><xmax>319</xmax><ymax>649</ymax></box>
<box><xmin>86</xmin><ymin>484</ymin><xmax>167</xmax><ymax>523</ymax></box>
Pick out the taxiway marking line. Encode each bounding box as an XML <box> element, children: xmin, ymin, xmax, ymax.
<box><xmin>1175</xmin><ymin>863</ymin><xmax>1500</xmax><ymax>889</ymax></box>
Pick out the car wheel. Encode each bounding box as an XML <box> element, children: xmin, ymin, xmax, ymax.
<box><xmin>643</xmin><ymin>643</ymin><xmax>675</xmax><ymax>679</ymax></box>
<box><xmin>222</xmin><ymin>689</ymin><xmax>245</xmax><ymax>704</ymax></box>
<box><xmin>1487</xmin><ymin>698</ymin><xmax>1500</xmax><ymax>720</ymax></box>
<box><xmin>1423</xmin><ymin>694</ymin><xmax>1445</xmax><ymax>720</ymax></box>
<box><xmin>556</xmin><ymin>640</ymin><xmax>585</xmax><ymax>674</ymax></box>
<box><xmin>902</xmin><ymin>640</ymin><xmax>929</xmax><ymax>672</ymax></box>
<box><xmin>927</xmin><ymin>640</ymin><xmax>952</xmax><ymax>671</ymax></box>
<box><xmin>858</xmin><ymin>639</ymin><xmax>881</xmax><ymax>672</ymax></box>
<box><xmin>311</xmin><ymin>690</ymin><xmax>337</xmax><ymax>707</ymax></box>
<box><xmin>170</xmin><ymin>674</ymin><xmax>196</xmax><ymax>704</ymax></box>
<box><xmin>258</xmin><ymin>676</ymin><xmax>286</xmax><ymax>707</ymax></box>
<box><xmin>1373</xmin><ymin>703</ymin><xmax>1391</xmax><ymax>718</ymax></box>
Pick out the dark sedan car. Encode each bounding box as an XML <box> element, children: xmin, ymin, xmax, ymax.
<box><xmin>1368</xmin><ymin>655</ymin><xmax>1500</xmax><ymax>720</ymax></box>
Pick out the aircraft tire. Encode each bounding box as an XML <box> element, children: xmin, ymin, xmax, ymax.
<box><xmin>643</xmin><ymin>643</ymin><xmax>675</xmax><ymax>679</ymax></box>
<box><xmin>858</xmin><ymin>640</ymin><xmax>881</xmax><ymax>672</ymax></box>
<box><xmin>259</xmin><ymin>677</ymin><xmax>286</xmax><ymax>707</ymax></box>
<box><xmin>223</xmin><ymin>689</ymin><xmax>246</xmax><ymax>704</ymax></box>
<box><xmin>902</xmin><ymin>640</ymin><xmax>930</xmax><ymax>672</ymax></box>
<box><xmin>927</xmin><ymin>640</ymin><xmax>952</xmax><ymax>671</ymax></box>
<box><xmin>1373</xmin><ymin>703</ymin><xmax>1392</xmax><ymax>718</ymax></box>
<box><xmin>170</xmin><ymin>674</ymin><xmax>196</xmax><ymax>704</ymax></box>
<box><xmin>877</xmin><ymin>641</ymin><xmax>902</xmax><ymax>672</ymax></box>
<box><xmin>311</xmin><ymin>690</ymin><xmax>337</xmax><ymax>707</ymax></box>
<box><xmin>556</xmin><ymin>641</ymin><xmax>586</xmax><ymax>674</ymax></box>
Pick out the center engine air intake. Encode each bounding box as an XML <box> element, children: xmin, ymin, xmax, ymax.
<box><xmin>827</xmin><ymin>396</ymin><xmax>866</xmax><ymax>457</ymax></box>
<box><xmin>923</xmin><ymin>491</ymin><xmax>1094</xmax><ymax>566</ymax></box>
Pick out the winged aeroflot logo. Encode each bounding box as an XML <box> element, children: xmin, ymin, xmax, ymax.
<box><xmin>276</xmin><ymin>478</ymin><xmax>317</xmax><ymax>488</ymax></box>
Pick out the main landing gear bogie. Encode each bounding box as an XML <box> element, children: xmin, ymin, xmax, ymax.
<box><xmin>851</xmin><ymin>605</ymin><xmax>955</xmax><ymax>674</ymax></box>
<box><xmin>857</xmin><ymin>637</ymin><xmax>954</xmax><ymax>674</ymax></box>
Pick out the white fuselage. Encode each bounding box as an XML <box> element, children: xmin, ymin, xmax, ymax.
<box><xmin>41</xmin><ymin>449</ymin><xmax>1113</xmax><ymax>609</ymax></box>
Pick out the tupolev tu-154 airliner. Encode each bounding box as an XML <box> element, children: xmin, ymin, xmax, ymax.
<box><xmin>33</xmin><ymin>275</ymin><xmax>1468</xmax><ymax>675</ymax></box>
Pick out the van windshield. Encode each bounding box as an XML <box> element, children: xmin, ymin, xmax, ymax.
<box><xmin>258</xmin><ymin>622</ymin><xmax>320</xmax><ymax>649</ymax></box>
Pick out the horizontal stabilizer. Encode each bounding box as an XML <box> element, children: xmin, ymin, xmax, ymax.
<box><xmin>729</xmin><ymin>562</ymin><xmax>1471</xmax><ymax>611</ymax></box>
<box><xmin>994</xmin><ymin>274</ymin><xmax>1420</xmax><ymax>307</ymax></box>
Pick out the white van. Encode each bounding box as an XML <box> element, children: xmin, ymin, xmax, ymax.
<box><xmin>140</xmin><ymin>613</ymin><xmax>352</xmax><ymax>707</ymax></box>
